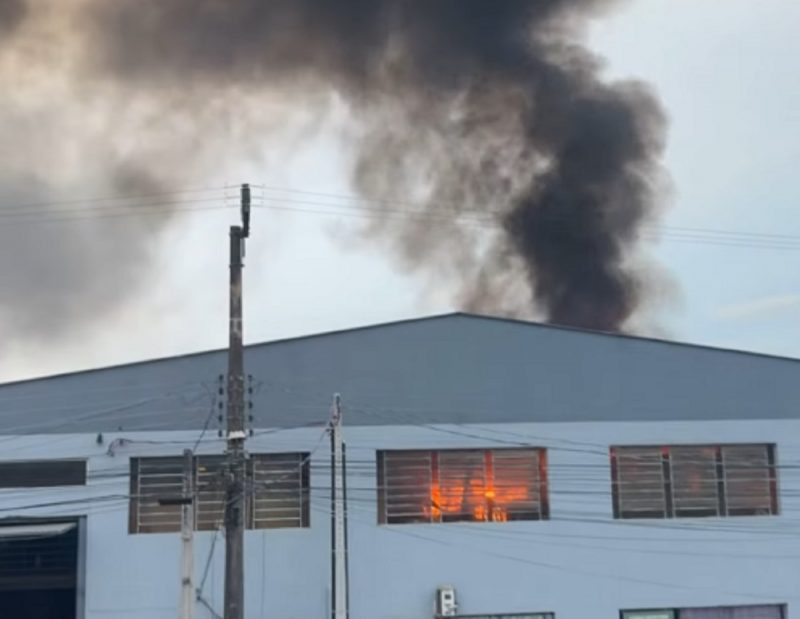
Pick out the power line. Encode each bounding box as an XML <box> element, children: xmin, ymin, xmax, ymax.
<box><xmin>193</xmin><ymin>381</ymin><xmax>221</xmax><ymax>452</ymax></box>
<box><xmin>255</xmin><ymin>198</ymin><xmax>800</xmax><ymax>251</ymax></box>
<box><xmin>244</xmin><ymin>187</ymin><xmax>800</xmax><ymax>250</ymax></box>
<box><xmin>308</xmin><ymin>502</ymin><xmax>800</xmax><ymax>602</ymax></box>
<box><xmin>0</xmin><ymin>391</ymin><xmax>202</xmax><ymax>438</ymax></box>
<box><xmin>252</xmin><ymin>183</ymin><xmax>800</xmax><ymax>244</ymax></box>
<box><xmin>309</xmin><ymin>497</ymin><xmax>800</xmax><ymax>560</ymax></box>
<box><xmin>0</xmin><ymin>202</ymin><xmax>231</xmax><ymax>227</ymax></box>
<box><xmin>0</xmin><ymin>378</ymin><xmax>206</xmax><ymax>404</ymax></box>
<box><xmin>0</xmin><ymin>181</ymin><xmax>797</xmax><ymax>250</ymax></box>
<box><xmin>0</xmin><ymin>185</ymin><xmax>230</xmax><ymax>212</ymax></box>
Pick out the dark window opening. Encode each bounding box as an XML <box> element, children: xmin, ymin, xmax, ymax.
<box><xmin>0</xmin><ymin>460</ymin><xmax>86</xmax><ymax>489</ymax></box>
<box><xmin>377</xmin><ymin>448</ymin><xmax>549</xmax><ymax>525</ymax></box>
<box><xmin>0</xmin><ymin>520</ymin><xmax>80</xmax><ymax>619</ymax></box>
<box><xmin>611</xmin><ymin>444</ymin><xmax>778</xmax><ymax>519</ymax></box>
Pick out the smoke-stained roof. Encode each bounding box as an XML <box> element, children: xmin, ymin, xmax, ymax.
<box><xmin>0</xmin><ymin>313</ymin><xmax>797</xmax><ymax>434</ymax></box>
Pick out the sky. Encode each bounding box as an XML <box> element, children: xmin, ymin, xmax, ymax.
<box><xmin>1</xmin><ymin>0</ymin><xmax>799</xmax><ymax>382</ymax></box>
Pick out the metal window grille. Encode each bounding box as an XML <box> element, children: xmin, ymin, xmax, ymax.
<box><xmin>195</xmin><ymin>455</ymin><xmax>226</xmax><ymax>532</ymax></box>
<box><xmin>611</xmin><ymin>446</ymin><xmax>668</xmax><ymax>518</ymax></box>
<box><xmin>250</xmin><ymin>453</ymin><xmax>310</xmax><ymax>529</ymax></box>
<box><xmin>670</xmin><ymin>446</ymin><xmax>721</xmax><ymax>517</ymax></box>
<box><xmin>611</xmin><ymin>444</ymin><xmax>778</xmax><ymax>519</ymax></box>
<box><xmin>129</xmin><ymin>457</ymin><xmax>184</xmax><ymax>534</ymax></box>
<box><xmin>0</xmin><ymin>523</ymin><xmax>79</xmax><ymax>587</ymax></box>
<box><xmin>378</xmin><ymin>448</ymin><xmax>548</xmax><ymax>525</ymax></box>
<box><xmin>723</xmin><ymin>444</ymin><xmax>777</xmax><ymax>516</ymax></box>
<box><xmin>130</xmin><ymin>452</ymin><xmax>310</xmax><ymax>534</ymax></box>
<box><xmin>0</xmin><ymin>460</ymin><xmax>86</xmax><ymax>488</ymax></box>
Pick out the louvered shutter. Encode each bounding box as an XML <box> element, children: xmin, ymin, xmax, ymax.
<box><xmin>250</xmin><ymin>453</ymin><xmax>309</xmax><ymax>529</ymax></box>
<box><xmin>195</xmin><ymin>456</ymin><xmax>226</xmax><ymax>531</ymax></box>
<box><xmin>670</xmin><ymin>446</ymin><xmax>720</xmax><ymax>517</ymax></box>
<box><xmin>491</xmin><ymin>449</ymin><xmax>545</xmax><ymax>520</ymax></box>
<box><xmin>613</xmin><ymin>447</ymin><xmax>667</xmax><ymax>518</ymax></box>
<box><xmin>379</xmin><ymin>450</ymin><xmax>434</xmax><ymax>524</ymax></box>
<box><xmin>437</xmin><ymin>450</ymin><xmax>487</xmax><ymax>522</ymax></box>
<box><xmin>130</xmin><ymin>457</ymin><xmax>183</xmax><ymax>533</ymax></box>
<box><xmin>723</xmin><ymin>445</ymin><xmax>775</xmax><ymax>516</ymax></box>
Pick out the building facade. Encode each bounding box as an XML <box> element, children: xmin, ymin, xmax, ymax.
<box><xmin>0</xmin><ymin>314</ymin><xmax>798</xmax><ymax>619</ymax></box>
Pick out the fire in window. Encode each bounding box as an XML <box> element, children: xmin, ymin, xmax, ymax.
<box><xmin>377</xmin><ymin>448</ymin><xmax>549</xmax><ymax>525</ymax></box>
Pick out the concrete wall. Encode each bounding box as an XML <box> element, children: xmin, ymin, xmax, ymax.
<box><xmin>1</xmin><ymin>418</ymin><xmax>798</xmax><ymax>619</ymax></box>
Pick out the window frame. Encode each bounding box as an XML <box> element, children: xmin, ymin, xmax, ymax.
<box><xmin>377</xmin><ymin>447</ymin><xmax>549</xmax><ymax>526</ymax></box>
<box><xmin>457</xmin><ymin>614</ymin><xmax>555</xmax><ymax>619</ymax></box>
<box><xmin>610</xmin><ymin>443</ymin><xmax>778</xmax><ymax>520</ymax></box>
<box><xmin>129</xmin><ymin>452</ymin><xmax>310</xmax><ymax>534</ymax></box>
<box><xmin>621</xmin><ymin>604</ymin><xmax>786</xmax><ymax>619</ymax></box>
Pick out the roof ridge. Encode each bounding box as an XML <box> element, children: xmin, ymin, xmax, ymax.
<box><xmin>2</xmin><ymin>311</ymin><xmax>797</xmax><ymax>387</ymax></box>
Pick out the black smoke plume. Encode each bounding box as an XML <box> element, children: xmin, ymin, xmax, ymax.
<box><xmin>0</xmin><ymin>0</ymin><xmax>667</xmax><ymax>339</ymax></box>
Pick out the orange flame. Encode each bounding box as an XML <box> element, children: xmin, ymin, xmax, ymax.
<box><xmin>427</xmin><ymin>480</ymin><xmax>531</xmax><ymax>522</ymax></box>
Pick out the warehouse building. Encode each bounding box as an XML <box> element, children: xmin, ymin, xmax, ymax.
<box><xmin>0</xmin><ymin>313</ymin><xmax>798</xmax><ymax>619</ymax></box>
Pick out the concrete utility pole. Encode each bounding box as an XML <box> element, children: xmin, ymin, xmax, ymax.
<box><xmin>180</xmin><ymin>449</ymin><xmax>195</xmax><ymax>619</ymax></box>
<box><xmin>330</xmin><ymin>394</ymin><xmax>349</xmax><ymax>619</ymax></box>
<box><xmin>224</xmin><ymin>184</ymin><xmax>251</xmax><ymax>619</ymax></box>
<box><xmin>156</xmin><ymin>450</ymin><xmax>195</xmax><ymax>619</ymax></box>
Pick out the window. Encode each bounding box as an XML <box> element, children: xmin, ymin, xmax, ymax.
<box><xmin>195</xmin><ymin>456</ymin><xmax>226</xmax><ymax>531</ymax></box>
<box><xmin>622</xmin><ymin>604</ymin><xmax>785</xmax><ymax>619</ymax></box>
<box><xmin>250</xmin><ymin>452</ymin><xmax>310</xmax><ymax>530</ymax></box>
<box><xmin>0</xmin><ymin>460</ymin><xmax>86</xmax><ymax>488</ymax></box>
<box><xmin>457</xmin><ymin>614</ymin><xmax>554</xmax><ymax>619</ymax></box>
<box><xmin>611</xmin><ymin>444</ymin><xmax>778</xmax><ymax>519</ymax></box>
<box><xmin>377</xmin><ymin>448</ymin><xmax>548</xmax><ymax>525</ymax></box>
<box><xmin>129</xmin><ymin>453</ymin><xmax>310</xmax><ymax>534</ymax></box>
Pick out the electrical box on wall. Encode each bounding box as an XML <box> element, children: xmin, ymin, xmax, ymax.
<box><xmin>435</xmin><ymin>585</ymin><xmax>458</xmax><ymax>617</ymax></box>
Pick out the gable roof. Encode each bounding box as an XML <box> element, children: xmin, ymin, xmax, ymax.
<box><xmin>5</xmin><ymin>312</ymin><xmax>798</xmax><ymax>388</ymax></box>
<box><xmin>0</xmin><ymin>312</ymin><xmax>798</xmax><ymax>433</ymax></box>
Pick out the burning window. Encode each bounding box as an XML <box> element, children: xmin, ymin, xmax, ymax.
<box><xmin>129</xmin><ymin>452</ymin><xmax>310</xmax><ymax>534</ymax></box>
<box><xmin>377</xmin><ymin>448</ymin><xmax>548</xmax><ymax>525</ymax></box>
<box><xmin>611</xmin><ymin>443</ymin><xmax>778</xmax><ymax>519</ymax></box>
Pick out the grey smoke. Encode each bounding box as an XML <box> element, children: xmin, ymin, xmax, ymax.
<box><xmin>0</xmin><ymin>166</ymin><xmax>172</xmax><ymax>340</ymax></box>
<box><xmin>0</xmin><ymin>0</ymin><xmax>667</xmax><ymax>339</ymax></box>
<box><xmin>0</xmin><ymin>0</ymin><xmax>26</xmax><ymax>36</ymax></box>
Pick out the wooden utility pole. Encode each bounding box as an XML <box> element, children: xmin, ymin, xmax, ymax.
<box><xmin>224</xmin><ymin>184</ymin><xmax>250</xmax><ymax>619</ymax></box>
<box><xmin>180</xmin><ymin>449</ymin><xmax>195</xmax><ymax>619</ymax></box>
